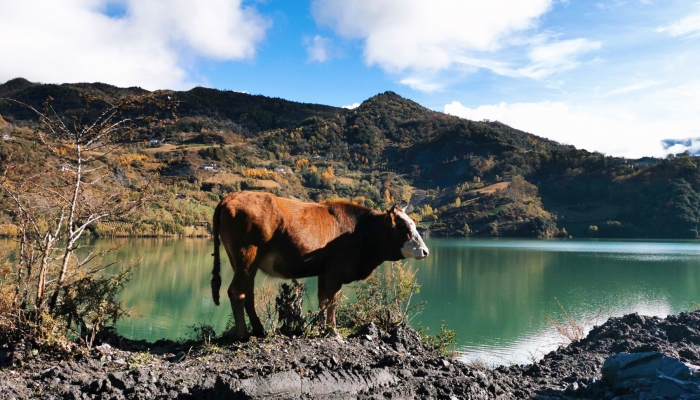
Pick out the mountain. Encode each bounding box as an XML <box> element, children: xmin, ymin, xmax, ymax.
<box><xmin>2</xmin><ymin>79</ymin><xmax>698</xmax><ymax>239</ymax></box>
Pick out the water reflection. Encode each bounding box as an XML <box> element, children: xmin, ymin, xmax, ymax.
<box><xmin>404</xmin><ymin>239</ymin><xmax>700</xmax><ymax>364</ymax></box>
<box><xmin>2</xmin><ymin>237</ymin><xmax>699</xmax><ymax>364</ymax></box>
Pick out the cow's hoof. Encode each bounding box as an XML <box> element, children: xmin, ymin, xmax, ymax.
<box><xmin>252</xmin><ymin>329</ymin><xmax>267</xmax><ymax>339</ymax></box>
<box><xmin>231</xmin><ymin>331</ymin><xmax>251</xmax><ymax>342</ymax></box>
<box><xmin>323</xmin><ymin>328</ymin><xmax>343</xmax><ymax>342</ymax></box>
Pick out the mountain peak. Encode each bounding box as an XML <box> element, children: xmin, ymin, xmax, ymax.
<box><xmin>0</xmin><ymin>77</ymin><xmax>34</xmax><ymax>95</ymax></box>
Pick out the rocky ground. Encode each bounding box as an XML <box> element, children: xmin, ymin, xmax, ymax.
<box><xmin>1</xmin><ymin>311</ymin><xmax>700</xmax><ymax>399</ymax></box>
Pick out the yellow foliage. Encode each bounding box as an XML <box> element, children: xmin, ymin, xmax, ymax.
<box><xmin>0</xmin><ymin>224</ymin><xmax>20</xmax><ymax>237</ymax></box>
<box><xmin>309</xmin><ymin>165</ymin><xmax>318</xmax><ymax>173</ymax></box>
<box><xmin>0</xmin><ymin>260</ymin><xmax>14</xmax><ymax>314</ymax></box>
<box><xmin>119</xmin><ymin>154</ymin><xmax>150</xmax><ymax>169</ymax></box>
<box><xmin>242</xmin><ymin>168</ymin><xmax>286</xmax><ymax>182</ymax></box>
<box><xmin>321</xmin><ymin>166</ymin><xmax>335</xmax><ymax>182</ymax></box>
<box><xmin>352</xmin><ymin>196</ymin><xmax>366</xmax><ymax>205</ymax></box>
<box><xmin>384</xmin><ymin>189</ymin><xmax>393</xmax><ymax>204</ymax></box>
<box><xmin>294</xmin><ymin>158</ymin><xmax>310</xmax><ymax>171</ymax></box>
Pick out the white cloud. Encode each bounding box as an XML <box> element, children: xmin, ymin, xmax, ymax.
<box><xmin>445</xmin><ymin>38</ymin><xmax>600</xmax><ymax>81</ymax></box>
<box><xmin>312</xmin><ymin>0</ymin><xmax>554</xmax><ymax>73</ymax></box>
<box><xmin>399</xmin><ymin>78</ymin><xmax>444</xmax><ymax>93</ymax></box>
<box><xmin>517</xmin><ymin>39</ymin><xmax>601</xmax><ymax>79</ymax></box>
<box><xmin>657</xmin><ymin>11</ymin><xmax>700</xmax><ymax>37</ymax></box>
<box><xmin>304</xmin><ymin>35</ymin><xmax>333</xmax><ymax>62</ymax></box>
<box><xmin>662</xmin><ymin>138</ymin><xmax>700</xmax><ymax>155</ymax></box>
<box><xmin>444</xmin><ymin>98</ymin><xmax>700</xmax><ymax>158</ymax></box>
<box><xmin>312</xmin><ymin>0</ymin><xmax>600</xmax><ymax>90</ymax></box>
<box><xmin>342</xmin><ymin>103</ymin><xmax>360</xmax><ymax>109</ymax></box>
<box><xmin>0</xmin><ymin>0</ymin><xmax>271</xmax><ymax>90</ymax></box>
<box><xmin>601</xmin><ymin>80</ymin><xmax>662</xmax><ymax>96</ymax></box>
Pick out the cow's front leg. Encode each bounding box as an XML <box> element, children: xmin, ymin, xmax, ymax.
<box><xmin>317</xmin><ymin>273</ymin><xmax>328</xmax><ymax>329</ymax></box>
<box><xmin>317</xmin><ymin>274</ymin><xmax>341</xmax><ymax>336</ymax></box>
<box><xmin>323</xmin><ymin>277</ymin><xmax>343</xmax><ymax>337</ymax></box>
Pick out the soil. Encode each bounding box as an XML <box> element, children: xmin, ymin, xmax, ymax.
<box><xmin>1</xmin><ymin>311</ymin><xmax>700</xmax><ymax>399</ymax></box>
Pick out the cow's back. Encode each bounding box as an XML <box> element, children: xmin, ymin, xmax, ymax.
<box><xmin>218</xmin><ymin>191</ymin><xmax>284</xmax><ymax>245</ymax></box>
<box><xmin>217</xmin><ymin>192</ymin><xmax>346</xmax><ymax>278</ymax></box>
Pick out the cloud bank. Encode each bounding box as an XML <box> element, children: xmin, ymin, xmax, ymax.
<box><xmin>444</xmin><ymin>98</ymin><xmax>700</xmax><ymax>158</ymax></box>
<box><xmin>657</xmin><ymin>11</ymin><xmax>700</xmax><ymax>38</ymax></box>
<box><xmin>312</xmin><ymin>0</ymin><xmax>599</xmax><ymax>90</ymax></box>
<box><xmin>0</xmin><ymin>0</ymin><xmax>271</xmax><ymax>90</ymax></box>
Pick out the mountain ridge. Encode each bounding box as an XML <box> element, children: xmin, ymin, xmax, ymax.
<box><xmin>4</xmin><ymin>79</ymin><xmax>697</xmax><ymax>240</ymax></box>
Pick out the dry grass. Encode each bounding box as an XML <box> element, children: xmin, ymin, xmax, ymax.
<box><xmin>336</xmin><ymin>177</ymin><xmax>356</xmax><ymax>185</ymax></box>
<box><xmin>473</xmin><ymin>182</ymin><xmax>511</xmax><ymax>195</ymax></box>
<box><xmin>544</xmin><ymin>297</ymin><xmax>608</xmax><ymax>343</ymax></box>
<box><xmin>255</xmin><ymin>279</ymin><xmax>280</xmax><ymax>334</ymax></box>
<box><xmin>204</xmin><ymin>173</ymin><xmax>246</xmax><ymax>185</ymax></box>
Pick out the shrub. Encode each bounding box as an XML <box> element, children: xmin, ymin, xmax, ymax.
<box><xmin>544</xmin><ymin>297</ymin><xmax>607</xmax><ymax>343</ymax></box>
<box><xmin>336</xmin><ymin>261</ymin><xmax>424</xmax><ymax>331</ymax></box>
<box><xmin>276</xmin><ymin>280</ymin><xmax>307</xmax><ymax>337</ymax></box>
<box><xmin>417</xmin><ymin>321</ymin><xmax>458</xmax><ymax>356</ymax></box>
<box><xmin>0</xmin><ymin>93</ymin><xmax>174</xmax><ymax>351</ymax></box>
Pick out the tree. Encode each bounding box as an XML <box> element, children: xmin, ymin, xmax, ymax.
<box><xmin>0</xmin><ymin>93</ymin><xmax>176</xmax><ymax>348</ymax></box>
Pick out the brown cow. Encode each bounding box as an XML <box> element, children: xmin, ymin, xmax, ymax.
<box><xmin>211</xmin><ymin>191</ymin><xmax>429</xmax><ymax>339</ymax></box>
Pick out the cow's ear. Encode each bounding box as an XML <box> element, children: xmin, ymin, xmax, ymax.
<box><xmin>386</xmin><ymin>204</ymin><xmax>396</xmax><ymax>214</ymax></box>
<box><xmin>384</xmin><ymin>213</ymin><xmax>396</xmax><ymax>227</ymax></box>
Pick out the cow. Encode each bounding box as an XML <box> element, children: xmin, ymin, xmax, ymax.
<box><xmin>210</xmin><ymin>191</ymin><xmax>429</xmax><ymax>340</ymax></box>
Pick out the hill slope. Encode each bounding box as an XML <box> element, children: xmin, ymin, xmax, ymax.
<box><xmin>2</xmin><ymin>79</ymin><xmax>698</xmax><ymax>239</ymax></box>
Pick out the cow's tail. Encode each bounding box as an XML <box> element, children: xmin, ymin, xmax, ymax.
<box><xmin>211</xmin><ymin>201</ymin><xmax>223</xmax><ymax>306</ymax></box>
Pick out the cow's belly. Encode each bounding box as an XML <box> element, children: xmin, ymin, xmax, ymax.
<box><xmin>257</xmin><ymin>250</ymin><xmax>325</xmax><ymax>279</ymax></box>
<box><xmin>258</xmin><ymin>251</ymin><xmax>286</xmax><ymax>278</ymax></box>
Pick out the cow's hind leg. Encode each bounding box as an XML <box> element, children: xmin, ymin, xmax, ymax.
<box><xmin>227</xmin><ymin>272</ymin><xmax>251</xmax><ymax>340</ymax></box>
<box><xmin>244</xmin><ymin>283</ymin><xmax>266</xmax><ymax>338</ymax></box>
<box><xmin>227</xmin><ymin>246</ymin><xmax>257</xmax><ymax>341</ymax></box>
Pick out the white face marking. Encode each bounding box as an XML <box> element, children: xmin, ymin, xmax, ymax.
<box><xmin>395</xmin><ymin>209</ymin><xmax>429</xmax><ymax>259</ymax></box>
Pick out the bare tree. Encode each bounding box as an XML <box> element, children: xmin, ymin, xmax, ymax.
<box><xmin>0</xmin><ymin>92</ymin><xmax>176</xmax><ymax>347</ymax></box>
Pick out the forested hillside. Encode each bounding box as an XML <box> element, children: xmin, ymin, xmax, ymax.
<box><xmin>2</xmin><ymin>78</ymin><xmax>699</xmax><ymax>239</ymax></box>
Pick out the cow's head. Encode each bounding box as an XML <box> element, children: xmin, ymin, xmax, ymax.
<box><xmin>384</xmin><ymin>205</ymin><xmax>429</xmax><ymax>260</ymax></box>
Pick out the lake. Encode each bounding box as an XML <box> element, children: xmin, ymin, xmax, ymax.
<box><xmin>3</xmin><ymin>237</ymin><xmax>700</xmax><ymax>365</ymax></box>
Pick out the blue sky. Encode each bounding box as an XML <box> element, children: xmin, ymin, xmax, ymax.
<box><xmin>1</xmin><ymin>0</ymin><xmax>699</xmax><ymax>158</ymax></box>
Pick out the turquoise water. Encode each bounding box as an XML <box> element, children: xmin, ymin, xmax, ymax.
<box><xmin>403</xmin><ymin>239</ymin><xmax>700</xmax><ymax>364</ymax></box>
<box><xmin>4</xmin><ymin>238</ymin><xmax>699</xmax><ymax>364</ymax></box>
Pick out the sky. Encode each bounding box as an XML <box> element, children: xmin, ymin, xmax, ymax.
<box><xmin>1</xmin><ymin>0</ymin><xmax>699</xmax><ymax>158</ymax></box>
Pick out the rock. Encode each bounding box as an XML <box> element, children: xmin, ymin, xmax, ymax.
<box><xmin>108</xmin><ymin>372</ymin><xmax>129</xmax><ymax>390</ymax></box>
<box><xmin>170</xmin><ymin>351</ymin><xmax>187</xmax><ymax>363</ymax></box>
<box><xmin>112</xmin><ymin>358</ymin><xmax>127</xmax><ymax>366</ymax></box>
<box><xmin>350</xmin><ymin>322</ymin><xmax>380</xmax><ymax>341</ymax></box>
<box><xmin>42</xmin><ymin>366</ymin><xmax>60</xmax><ymax>378</ymax></box>
<box><xmin>95</xmin><ymin>343</ymin><xmax>112</xmax><ymax>354</ymax></box>
<box><xmin>602</xmin><ymin>352</ymin><xmax>700</xmax><ymax>396</ymax></box>
<box><xmin>0</xmin><ymin>351</ymin><xmax>12</xmax><ymax>366</ymax></box>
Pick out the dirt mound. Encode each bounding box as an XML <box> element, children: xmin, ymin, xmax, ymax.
<box><xmin>2</xmin><ymin>312</ymin><xmax>700</xmax><ymax>399</ymax></box>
